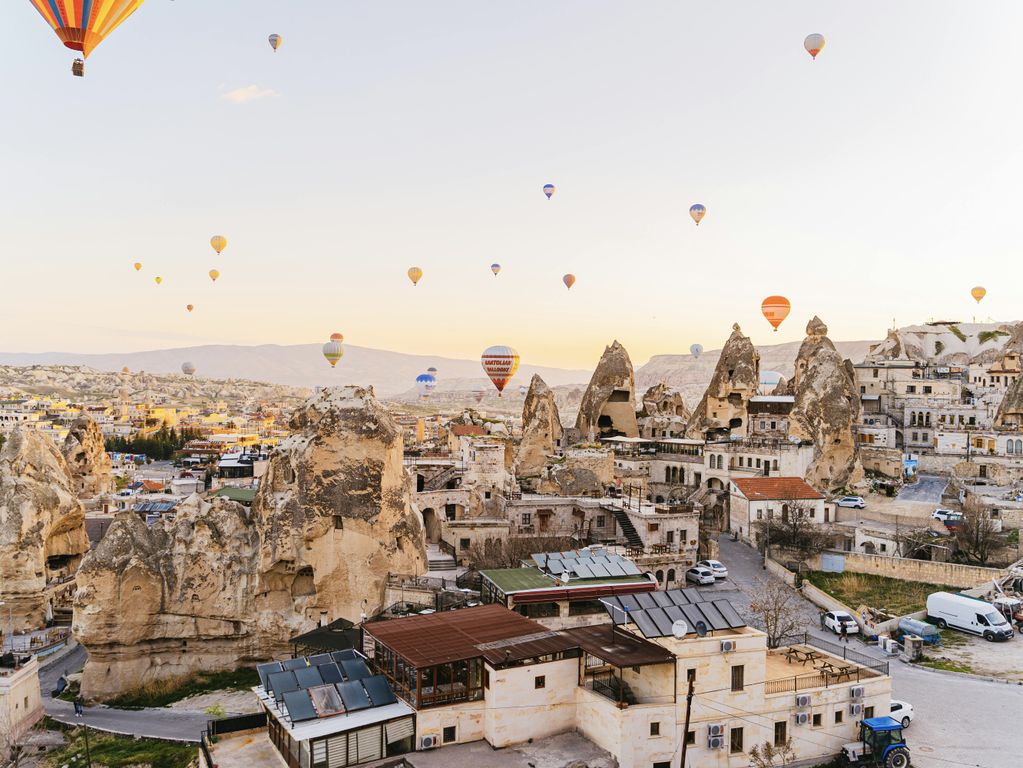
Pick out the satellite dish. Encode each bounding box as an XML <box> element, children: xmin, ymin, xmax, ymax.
<box><xmin>695</xmin><ymin>621</ymin><xmax>709</xmax><ymax>637</ymax></box>
<box><xmin>671</xmin><ymin>619</ymin><xmax>689</xmax><ymax>639</ymax></box>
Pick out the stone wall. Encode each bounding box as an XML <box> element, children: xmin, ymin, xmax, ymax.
<box><xmin>827</xmin><ymin>550</ymin><xmax>1008</xmax><ymax>589</ymax></box>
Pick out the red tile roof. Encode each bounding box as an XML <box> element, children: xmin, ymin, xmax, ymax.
<box><xmin>732</xmin><ymin>477</ymin><xmax>824</xmax><ymax>501</ymax></box>
<box><xmin>141</xmin><ymin>480</ymin><xmax>165</xmax><ymax>492</ymax></box>
<box><xmin>449</xmin><ymin>425</ymin><xmax>487</xmax><ymax>437</ymax></box>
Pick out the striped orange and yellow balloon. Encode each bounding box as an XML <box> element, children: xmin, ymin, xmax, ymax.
<box><xmin>761</xmin><ymin>295</ymin><xmax>791</xmax><ymax>331</ymax></box>
<box><xmin>481</xmin><ymin>345</ymin><xmax>520</xmax><ymax>396</ymax></box>
<box><xmin>29</xmin><ymin>0</ymin><xmax>145</xmax><ymax>59</ymax></box>
<box><xmin>407</xmin><ymin>267</ymin><xmax>423</xmax><ymax>286</ymax></box>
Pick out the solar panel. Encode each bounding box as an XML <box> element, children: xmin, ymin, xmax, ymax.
<box><xmin>546</xmin><ymin>558</ymin><xmax>564</xmax><ymax>574</ymax></box>
<box><xmin>267</xmin><ymin>670</ymin><xmax>300</xmax><ymax>701</ymax></box>
<box><xmin>649</xmin><ymin>607</ymin><xmax>675</xmax><ymax>637</ymax></box>
<box><xmin>668</xmin><ymin>588</ymin><xmax>702</xmax><ymax>606</ymax></box>
<box><xmin>531</xmin><ymin>554</ymin><xmax>547</xmax><ymax>568</ymax></box>
<box><xmin>571</xmin><ymin>561</ymin><xmax>594</xmax><ymax>579</ymax></box>
<box><xmin>699</xmin><ymin>602</ymin><xmax>730</xmax><ymax>631</ymax></box>
<box><xmin>632</xmin><ymin>610</ymin><xmax>661</xmax><ymax>639</ymax></box>
<box><xmin>650</xmin><ymin>591</ymin><xmax>674</xmax><ymax>608</ymax></box>
<box><xmin>604</xmin><ymin>561</ymin><xmax>626</xmax><ymax>577</ymax></box>
<box><xmin>618</xmin><ymin>594</ymin><xmax>642</xmax><ymax>612</ymax></box>
<box><xmin>340</xmin><ymin>658</ymin><xmax>371</xmax><ymax>681</ymax></box>
<box><xmin>577</xmin><ymin>548</ymin><xmax>594</xmax><ymax>559</ymax></box>
<box><xmin>679</xmin><ymin>604</ymin><xmax>708</xmax><ymax>631</ymax></box>
<box><xmin>294</xmin><ymin>665</ymin><xmax>324</xmax><ymax>689</ymax></box>
<box><xmin>591</xmin><ymin>556</ymin><xmax>611</xmax><ymax>567</ymax></box>
<box><xmin>713</xmin><ymin>599</ymin><xmax>747</xmax><ymax>628</ymax></box>
<box><xmin>282</xmin><ymin>657</ymin><xmax>309</xmax><ymax>671</ymax></box>
<box><xmin>308</xmin><ymin>653</ymin><xmax>334</xmax><ymax>667</ymax></box>
<box><xmin>330</xmin><ymin>649</ymin><xmax>359</xmax><ymax>664</ymax></box>
<box><xmin>336</xmin><ymin>680</ymin><xmax>372</xmax><ymax>712</ymax></box>
<box><xmin>318</xmin><ymin>662</ymin><xmax>345</xmax><ymax>684</ymax></box>
<box><xmin>283</xmin><ymin>690</ymin><xmax>318</xmax><ymax>723</ymax></box>
<box><xmin>308</xmin><ymin>684</ymin><xmax>345</xmax><ymax>717</ymax></box>
<box><xmin>620</xmin><ymin>560</ymin><xmax>642</xmax><ymax>576</ymax></box>
<box><xmin>663</xmin><ymin>605</ymin><xmax>687</xmax><ymax>627</ymax></box>
<box><xmin>634</xmin><ymin>592</ymin><xmax>658</xmax><ymax>610</ymax></box>
<box><xmin>256</xmin><ymin>661</ymin><xmax>283</xmax><ymax>690</ymax></box>
<box><xmin>560</xmin><ymin>551</ymin><xmax>576</xmax><ymax>559</ymax></box>
<box><xmin>588</xmin><ymin>563</ymin><xmax>611</xmax><ymax>578</ymax></box>
<box><xmin>363</xmin><ymin>675</ymin><xmax>397</xmax><ymax>706</ymax></box>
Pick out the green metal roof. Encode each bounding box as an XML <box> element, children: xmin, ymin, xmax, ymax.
<box><xmin>480</xmin><ymin>567</ymin><xmax>651</xmax><ymax>595</ymax></box>
<box><xmin>212</xmin><ymin>487</ymin><xmax>257</xmax><ymax>503</ymax></box>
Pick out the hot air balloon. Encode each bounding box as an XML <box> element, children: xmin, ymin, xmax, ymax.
<box><xmin>322</xmin><ymin>338</ymin><xmax>344</xmax><ymax>368</ymax></box>
<box><xmin>971</xmin><ymin>286</ymin><xmax>987</xmax><ymax>303</ymax></box>
<box><xmin>563</xmin><ymin>274</ymin><xmax>576</xmax><ymax>290</ymax></box>
<box><xmin>427</xmin><ymin>366</ymin><xmax>438</xmax><ymax>377</ymax></box>
<box><xmin>121</xmin><ymin>366</ymin><xmax>130</xmax><ymax>374</ymax></box>
<box><xmin>689</xmin><ymin>204</ymin><xmax>706</xmax><ymax>226</ymax></box>
<box><xmin>762</xmin><ymin>295</ymin><xmax>791</xmax><ymax>331</ymax></box>
<box><xmin>181</xmin><ymin>362</ymin><xmax>196</xmax><ymax>376</ymax></box>
<box><xmin>760</xmin><ymin>370</ymin><xmax>784</xmax><ymax>391</ymax></box>
<box><xmin>186</xmin><ymin>304</ymin><xmax>194</xmax><ymax>313</ymax></box>
<box><xmin>491</xmin><ymin>263</ymin><xmax>501</xmax><ymax>276</ymax></box>
<box><xmin>408</xmin><ymin>267</ymin><xmax>423</xmax><ymax>286</ymax></box>
<box><xmin>133</xmin><ymin>262</ymin><xmax>142</xmax><ymax>272</ymax></box>
<box><xmin>481</xmin><ymin>345</ymin><xmax>520</xmax><ymax>396</ymax></box>
<box><xmin>690</xmin><ymin>343</ymin><xmax>703</xmax><ymax>359</ymax></box>
<box><xmin>269</xmin><ymin>34</ymin><xmax>282</xmax><ymax>52</ymax></box>
<box><xmin>29</xmin><ymin>0</ymin><xmax>144</xmax><ymax>77</ymax></box>
<box><xmin>210</xmin><ymin>235</ymin><xmax>227</xmax><ymax>255</ymax></box>
<box><xmin>154</xmin><ymin>276</ymin><xmax>163</xmax><ymax>285</ymax></box>
<box><xmin>209</xmin><ymin>269</ymin><xmax>220</xmax><ymax>283</ymax></box>
<box><xmin>543</xmin><ymin>184</ymin><xmax>555</xmax><ymax>199</ymax></box>
<box><xmin>804</xmin><ymin>33</ymin><xmax>825</xmax><ymax>60</ymax></box>
<box><xmin>472</xmin><ymin>384</ymin><xmax>486</xmax><ymax>404</ymax></box>
<box><xmin>415</xmin><ymin>373</ymin><xmax>437</xmax><ymax>399</ymax></box>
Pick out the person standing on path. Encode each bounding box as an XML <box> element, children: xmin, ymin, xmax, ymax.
<box><xmin>73</xmin><ymin>697</ymin><xmax>84</xmax><ymax>717</ymax></box>
<box><xmin>840</xmin><ymin>621</ymin><xmax>849</xmax><ymax>643</ymax></box>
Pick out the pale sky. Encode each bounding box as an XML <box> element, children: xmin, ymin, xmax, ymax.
<box><xmin>2</xmin><ymin>1</ymin><xmax>1021</xmax><ymax>369</ymax></box>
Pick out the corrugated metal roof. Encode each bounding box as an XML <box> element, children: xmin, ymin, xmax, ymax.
<box><xmin>560</xmin><ymin>624</ymin><xmax>674</xmax><ymax>668</ymax></box>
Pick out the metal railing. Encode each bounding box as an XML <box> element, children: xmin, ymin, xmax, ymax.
<box><xmin>776</xmin><ymin>632</ymin><xmax>890</xmax><ymax>677</ymax></box>
<box><xmin>207</xmin><ymin>711</ymin><xmax>267</xmax><ymax>737</ymax></box>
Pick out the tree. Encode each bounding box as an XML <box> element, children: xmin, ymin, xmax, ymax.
<box><xmin>466</xmin><ymin>535</ymin><xmax>578</xmax><ymax>570</ymax></box>
<box><xmin>954</xmin><ymin>508</ymin><xmax>1003</xmax><ymax>566</ymax></box>
<box><xmin>0</xmin><ymin>708</ymin><xmax>28</xmax><ymax>768</ymax></box>
<box><xmin>750</xmin><ymin>738</ymin><xmax>798</xmax><ymax>768</ymax></box>
<box><xmin>742</xmin><ymin>578</ymin><xmax>807</xmax><ymax>649</ymax></box>
<box><xmin>753</xmin><ymin>502</ymin><xmax>832</xmax><ymax>562</ymax></box>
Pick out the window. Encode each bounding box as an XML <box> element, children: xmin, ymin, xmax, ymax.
<box><xmin>730</xmin><ymin>727</ymin><xmax>744</xmax><ymax>753</ymax></box>
<box><xmin>460</xmin><ymin>538</ymin><xmax>470</xmax><ymax>550</ymax></box>
<box><xmin>924</xmin><ymin>385</ymin><xmax>932</xmax><ymax>394</ymax></box>
<box><xmin>521</xmin><ymin>512</ymin><xmax>531</xmax><ymax>526</ymax></box>
<box><xmin>835</xmin><ymin>710</ymin><xmax>844</xmax><ymax>724</ymax></box>
<box><xmin>907</xmin><ymin>385</ymin><xmax>916</xmax><ymax>394</ymax></box>
<box><xmin>333</xmin><ymin>515</ymin><xmax>344</xmax><ymax>530</ymax></box>
<box><xmin>880</xmin><ymin>543</ymin><xmax>887</xmax><ymax>552</ymax></box>
<box><xmin>864</xmin><ymin>706</ymin><xmax>875</xmax><ymax>719</ymax></box>
<box><xmin>756</xmin><ymin>509</ymin><xmax>763</xmax><ymax>520</ymax></box>
<box><xmin>812</xmin><ymin>713</ymin><xmax>822</xmax><ymax>727</ymax></box>
<box><xmin>873</xmin><ymin>369</ymin><xmax>879</xmax><ymax>379</ymax></box>
<box><xmin>685</xmin><ymin>730</ymin><xmax>696</xmax><ymax>745</ymax></box>
<box><xmin>596</xmin><ymin>514</ymin><xmax>605</xmax><ymax>528</ymax></box>
<box><xmin>534</xmin><ymin>675</ymin><xmax>546</xmax><ymax>689</ymax></box>
<box><xmin>484</xmin><ymin>491</ymin><xmax>491</xmax><ymax>499</ymax></box>
<box><xmin>650</xmin><ymin>722</ymin><xmax>660</xmax><ymax>736</ymax></box>
<box><xmin>686</xmin><ymin>668</ymin><xmax>697</xmax><ymax>684</ymax></box>
<box><xmin>442</xmin><ymin>726</ymin><xmax>457</xmax><ymax>744</ymax></box>
<box><xmin>774</xmin><ymin>721</ymin><xmax>787</xmax><ymax>746</ymax></box>
<box><xmin>654</xmin><ymin>762</ymin><xmax>672</xmax><ymax>768</ymax></box>
<box><xmin>483</xmin><ymin>669</ymin><xmax>490</xmax><ymax>689</ymax></box>
<box><xmin>730</xmin><ymin>665</ymin><xmax>744</xmax><ymax>691</ymax></box>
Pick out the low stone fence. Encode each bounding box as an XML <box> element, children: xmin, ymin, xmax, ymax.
<box><xmin>827</xmin><ymin>550</ymin><xmax>1007</xmax><ymax>589</ymax></box>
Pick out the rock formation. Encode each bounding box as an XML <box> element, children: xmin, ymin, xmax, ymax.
<box><xmin>515</xmin><ymin>375</ymin><xmax>564</xmax><ymax>482</ymax></box>
<box><xmin>686</xmin><ymin>324</ymin><xmax>760</xmax><ymax>438</ymax></box>
<box><xmin>637</xmin><ymin>383</ymin><xmax>691</xmax><ymax>439</ymax></box>
<box><xmin>995</xmin><ymin>374</ymin><xmax>1023</xmax><ymax>428</ymax></box>
<box><xmin>62</xmin><ymin>415</ymin><xmax>113</xmax><ymax>497</ymax></box>
<box><xmin>0</xmin><ymin>428</ymin><xmax>88</xmax><ymax>628</ymax></box>
<box><xmin>538</xmin><ymin>449</ymin><xmax>614</xmax><ymax>497</ymax></box>
<box><xmin>575</xmin><ymin>341</ymin><xmax>639</xmax><ymax>439</ymax></box>
<box><xmin>788</xmin><ymin>317</ymin><xmax>865</xmax><ymax>492</ymax></box>
<box><xmin>73</xmin><ymin>386</ymin><xmax>426</xmax><ymax>699</ymax></box>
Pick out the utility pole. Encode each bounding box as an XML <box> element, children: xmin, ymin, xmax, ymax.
<box><xmin>679</xmin><ymin>677</ymin><xmax>695</xmax><ymax>768</ymax></box>
<box><xmin>763</xmin><ymin>515</ymin><xmax>770</xmax><ymax>570</ymax></box>
<box><xmin>83</xmin><ymin>726</ymin><xmax>93</xmax><ymax>768</ymax></box>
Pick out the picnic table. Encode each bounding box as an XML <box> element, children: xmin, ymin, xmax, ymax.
<box><xmin>783</xmin><ymin>646</ymin><xmax>823</xmax><ymax>666</ymax></box>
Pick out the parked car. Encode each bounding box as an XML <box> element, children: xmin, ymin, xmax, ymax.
<box><xmin>889</xmin><ymin>700</ymin><xmax>914</xmax><ymax>729</ymax></box>
<box><xmin>696</xmin><ymin>559</ymin><xmax>728</xmax><ymax>579</ymax></box>
<box><xmin>685</xmin><ymin>566</ymin><xmax>716</xmax><ymax>586</ymax></box>
<box><xmin>926</xmin><ymin>591</ymin><xmax>1015</xmax><ymax>641</ymax></box>
<box><xmin>931</xmin><ymin>508</ymin><xmax>963</xmax><ymax>523</ymax></box>
<box><xmin>835</xmin><ymin>496</ymin><xmax>866</xmax><ymax>509</ymax></box>
<box><xmin>822</xmin><ymin>610</ymin><xmax>860</xmax><ymax>635</ymax></box>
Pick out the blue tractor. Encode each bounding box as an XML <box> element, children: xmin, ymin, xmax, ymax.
<box><xmin>841</xmin><ymin>717</ymin><xmax>911</xmax><ymax>768</ymax></box>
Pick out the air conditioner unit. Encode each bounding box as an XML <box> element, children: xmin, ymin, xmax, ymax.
<box><xmin>794</xmin><ymin>712</ymin><xmax>810</xmax><ymax>726</ymax></box>
<box><xmin>720</xmin><ymin>640</ymin><xmax>736</xmax><ymax>652</ymax></box>
<box><xmin>850</xmin><ymin>686</ymin><xmax>865</xmax><ymax>699</ymax></box>
<box><xmin>850</xmin><ymin>703</ymin><xmax>863</xmax><ymax>716</ymax></box>
<box><xmin>420</xmin><ymin>735</ymin><xmax>440</xmax><ymax>750</ymax></box>
<box><xmin>708</xmin><ymin>736</ymin><xmax>725</xmax><ymax>750</ymax></box>
<box><xmin>708</xmin><ymin>724</ymin><xmax>726</xmax><ymax>738</ymax></box>
<box><xmin>795</xmin><ymin>694</ymin><xmax>812</xmax><ymax>708</ymax></box>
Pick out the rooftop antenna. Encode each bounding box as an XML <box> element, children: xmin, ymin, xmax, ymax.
<box><xmin>695</xmin><ymin>620</ymin><xmax>709</xmax><ymax>638</ymax></box>
<box><xmin>671</xmin><ymin>619</ymin><xmax>689</xmax><ymax>639</ymax></box>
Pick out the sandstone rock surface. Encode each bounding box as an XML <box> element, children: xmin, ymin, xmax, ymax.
<box><xmin>515</xmin><ymin>375</ymin><xmax>563</xmax><ymax>480</ymax></box>
<box><xmin>62</xmin><ymin>415</ymin><xmax>113</xmax><ymax>497</ymax></box>
<box><xmin>538</xmin><ymin>449</ymin><xmax>614</xmax><ymax>497</ymax></box>
<box><xmin>0</xmin><ymin>428</ymin><xmax>88</xmax><ymax>628</ymax></box>
<box><xmin>788</xmin><ymin>317</ymin><xmax>864</xmax><ymax>493</ymax></box>
<box><xmin>686</xmin><ymin>324</ymin><xmax>760</xmax><ymax>438</ymax></box>
<box><xmin>575</xmin><ymin>341</ymin><xmax>639</xmax><ymax>439</ymax></box>
<box><xmin>637</xmin><ymin>382</ymin><xmax>691</xmax><ymax>439</ymax></box>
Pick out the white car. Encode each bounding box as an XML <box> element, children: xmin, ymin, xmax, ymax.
<box><xmin>835</xmin><ymin>496</ymin><xmax>866</xmax><ymax>509</ymax></box>
<box><xmin>696</xmin><ymin>560</ymin><xmax>728</xmax><ymax>579</ymax></box>
<box><xmin>889</xmin><ymin>700</ymin><xmax>914</xmax><ymax>728</ymax></box>
<box><xmin>931</xmin><ymin>508</ymin><xmax>962</xmax><ymax>523</ymax></box>
<box><xmin>821</xmin><ymin>610</ymin><xmax>860</xmax><ymax>635</ymax></box>
<box><xmin>685</xmin><ymin>566</ymin><xmax>716</xmax><ymax>586</ymax></box>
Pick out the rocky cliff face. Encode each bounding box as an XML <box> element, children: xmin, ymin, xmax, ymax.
<box><xmin>788</xmin><ymin>317</ymin><xmax>865</xmax><ymax>492</ymax></box>
<box><xmin>686</xmin><ymin>324</ymin><xmax>760</xmax><ymax>438</ymax></box>
<box><xmin>62</xmin><ymin>415</ymin><xmax>113</xmax><ymax>498</ymax></box>
<box><xmin>0</xmin><ymin>428</ymin><xmax>88</xmax><ymax>627</ymax></box>
<box><xmin>637</xmin><ymin>383</ymin><xmax>691</xmax><ymax>439</ymax></box>
<box><xmin>575</xmin><ymin>341</ymin><xmax>639</xmax><ymax>439</ymax></box>
<box><xmin>996</xmin><ymin>374</ymin><xmax>1023</xmax><ymax>428</ymax></box>
<box><xmin>73</xmin><ymin>386</ymin><xmax>426</xmax><ymax>699</ymax></box>
<box><xmin>515</xmin><ymin>375</ymin><xmax>563</xmax><ymax>482</ymax></box>
<box><xmin>538</xmin><ymin>449</ymin><xmax>614</xmax><ymax>497</ymax></box>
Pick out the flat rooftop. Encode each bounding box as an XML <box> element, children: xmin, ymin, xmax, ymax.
<box><xmin>561</xmin><ymin>624</ymin><xmax>674</xmax><ymax>668</ymax></box>
<box><xmin>208</xmin><ymin>729</ymin><xmax>286</xmax><ymax>768</ymax></box>
<box><xmin>481</xmin><ymin>568</ymin><xmax>653</xmax><ymax>594</ymax></box>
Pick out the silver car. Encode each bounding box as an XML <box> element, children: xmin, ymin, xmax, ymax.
<box><xmin>685</xmin><ymin>566</ymin><xmax>716</xmax><ymax>586</ymax></box>
<box><xmin>696</xmin><ymin>559</ymin><xmax>728</xmax><ymax>579</ymax></box>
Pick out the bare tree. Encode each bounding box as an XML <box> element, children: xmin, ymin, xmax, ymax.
<box><xmin>466</xmin><ymin>535</ymin><xmax>578</xmax><ymax>570</ymax></box>
<box><xmin>750</xmin><ymin>738</ymin><xmax>798</xmax><ymax>768</ymax></box>
<box><xmin>742</xmin><ymin>578</ymin><xmax>807</xmax><ymax>649</ymax></box>
<box><xmin>0</xmin><ymin>709</ymin><xmax>28</xmax><ymax>768</ymax></box>
<box><xmin>753</xmin><ymin>502</ymin><xmax>832</xmax><ymax>563</ymax></box>
<box><xmin>954</xmin><ymin>508</ymin><xmax>1003</xmax><ymax>566</ymax></box>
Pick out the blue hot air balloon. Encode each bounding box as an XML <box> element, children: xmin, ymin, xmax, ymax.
<box><xmin>415</xmin><ymin>373</ymin><xmax>437</xmax><ymax>399</ymax></box>
<box><xmin>690</xmin><ymin>343</ymin><xmax>704</xmax><ymax>359</ymax></box>
<box><xmin>543</xmin><ymin>184</ymin><xmax>556</xmax><ymax>199</ymax></box>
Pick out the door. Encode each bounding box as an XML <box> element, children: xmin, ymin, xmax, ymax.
<box><xmin>821</xmin><ymin>553</ymin><xmax>845</xmax><ymax>573</ymax></box>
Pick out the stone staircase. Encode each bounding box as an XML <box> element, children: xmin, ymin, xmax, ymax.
<box><xmin>423</xmin><ymin>466</ymin><xmax>459</xmax><ymax>491</ymax></box>
<box><xmin>426</xmin><ymin>543</ymin><xmax>457</xmax><ymax>572</ymax></box>
<box><xmin>609</xmin><ymin>507</ymin><xmax>644</xmax><ymax>550</ymax></box>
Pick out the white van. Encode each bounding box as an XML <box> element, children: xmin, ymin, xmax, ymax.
<box><xmin>926</xmin><ymin>592</ymin><xmax>1014</xmax><ymax>641</ymax></box>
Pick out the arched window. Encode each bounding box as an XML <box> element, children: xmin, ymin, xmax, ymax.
<box><xmin>656</xmin><ymin>570</ymin><xmax>665</xmax><ymax>585</ymax></box>
<box><xmin>1017</xmin><ymin>439</ymin><xmax>1023</xmax><ymax>455</ymax></box>
<box><xmin>665</xmin><ymin>467</ymin><xmax>672</xmax><ymax>482</ymax></box>
<box><xmin>667</xmin><ymin>568</ymin><xmax>676</xmax><ymax>584</ymax></box>
<box><xmin>1009</xmin><ymin>442</ymin><xmax>1015</xmax><ymax>455</ymax></box>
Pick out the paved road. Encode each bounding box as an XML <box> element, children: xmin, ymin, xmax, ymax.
<box><xmin>713</xmin><ymin>535</ymin><xmax>1021</xmax><ymax>767</ymax></box>
<box><xmin>40</xmin><ymin>644</ymin><xmax>207</xmax><ymax>743</ymax></box>
<box><xmin>896</xmin><ymin>474</ymin><xmax>949</xmax><ymax>504</ymax></box>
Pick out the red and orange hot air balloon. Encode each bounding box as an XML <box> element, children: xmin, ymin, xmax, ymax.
<box><xmin>29</xmin><ymin>0</ymin><xmax>145</xmax><ymax>77</ymax></box>
<box><xmin>481</xmin><ymin>345</ymin><xmax>520</xmax><ymax>397</ymax></box>
<box><xmin>761</xmin><ymin>295</ymin><xmax>791</xmax><ymax>332</ymax></box>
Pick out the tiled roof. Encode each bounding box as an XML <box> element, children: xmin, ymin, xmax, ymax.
<box><xmin>449</xmin><ymin>425</ymin><xmax>487</xmax><ymax>437</ymax></box>
<box><xmin>732</xmin><ymin>477</ymin><xmax>824</xmax><ymax>501</ymax></box>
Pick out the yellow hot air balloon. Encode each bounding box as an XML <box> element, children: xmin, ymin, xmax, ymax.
<box><xmin>154</xmin><ymin>276</ymin><xmax>163</xmax><ymax>285</ymax></box>
<box><xmin>804</xmin><ymin>33</ymin><xmax>826</xmax><ymax>60</ymax></box>
<box><xmin>29</xmin><ymin>0</ymin><xmax>145</xmax><ymax>76</ymax></box>
<box><xmin>210</xmin><ymin>235</ymin><xmax>227</xmax><ymax>255</ymax></box>
<box><xmin>408</xmin><ymin>267</ymin><xmax>423</xmax><ymax>286</ymax></box>
<box><xmin>209</xmin><ymin>269</ymin><xmax>220</xmax><ymax>283</ymax></box>
<box><xmin>269</xmin><ymin>34</ymin><xmax>282</xmax><ymax>52</ymax></box>
<box><xmin>971</xmin><ymin>286</ymin><xmax>986</xmax><ymax>303</ymax></box>
<box><xmin>186</xmin><ymin>304</ymin><xmax>194</xmax><ymax>313</ymax></box>
<box><xmin>133</xmin><ymin>262</ymin><xmax>142</xmax><ymax>272</ymax></box>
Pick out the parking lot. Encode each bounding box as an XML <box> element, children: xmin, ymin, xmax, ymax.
<box><xmin>923</xmin><ymin>627</ymin><xmax>1023</xmax><ymax>680</ymax></box>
